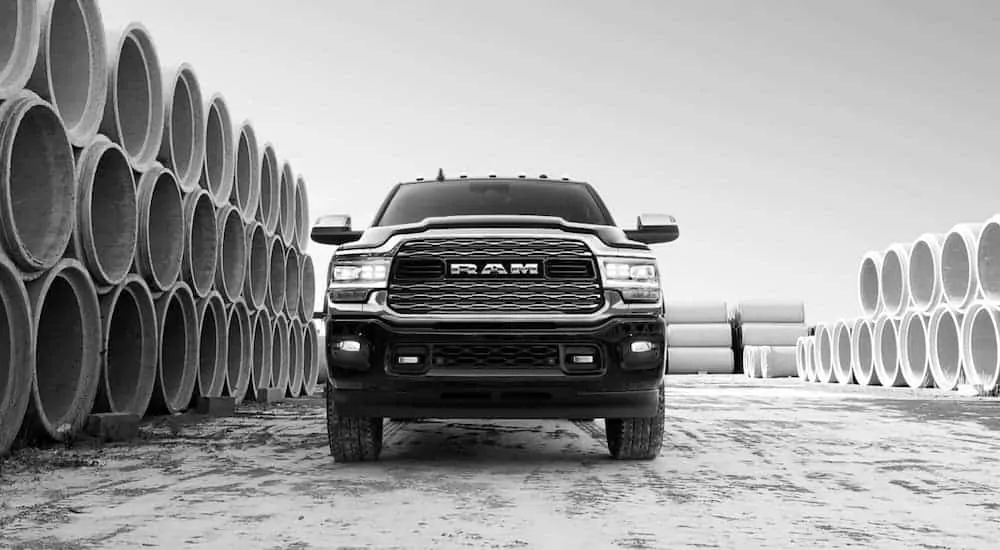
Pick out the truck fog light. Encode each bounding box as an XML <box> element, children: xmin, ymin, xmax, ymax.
<box><xmin>336</xmin><ymin>339</ymin><xmax>362</xmax><ymax>352</ymax></box>
<box><xmin>397</xmin><ymin>356</ymin><xmax>421</xmax><ymax>365</ymax></box>
<box><xmin>630</xmin><ymin>341</ymin><xmax>654</xmax><ymax>353</ymax></box>
<box><xmin>571</xmin><ymin>354</ymin><xmax>595</xmax><ymax>364</ymax></box>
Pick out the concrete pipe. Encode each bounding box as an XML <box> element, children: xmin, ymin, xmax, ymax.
<box><xmin>0</xmin><ymin>0</ymin><xmax>41</xmax><ymax>99</ymax></box>
<box><xmin>813</xmin><ymin>324</ymin><xmax>834</xmax><ymax>384</ymax></box>
<box><xmin>194</xmin><ymin>292</ymin><xmax>226</xmax><ymax>400</ymax></box>
<box><xmin>225</xmin><ymin>300</ymin><xmax>252</xmax><ymax>404</ymax></box>
<box><xmin>941</xmin><ymin>223</ymin><xmax>984</xmax><ymax>310</ymax></box>
<box><xmin>735</xmin><ymin>300</ymin><xmax>805</xmax><ymax>324</ymax></box>
<box><xmin>928</xmin><ymin>304</ymin><xmax>964</xmax><ymax>391</ymax></box>
<box><xmin>148</xmin><ymin>282</ymin><xmax>198</xmax><ymax>415</ymax></box>
<box><xmin>268</xmin><ymin>237</ymin><xmax>286</xmax><ymax>313</ymax></box>
<box><xmin>296</xmin><ymin>175</ymin><xmax>310</xmax><ymax>251</ymax></box>
<box><xmin>760</xmin><ymin>346</ymin><xmax>797</xmax><ymax>378</ymax></box>
<box><xmin>804</xmin><ymin>337</ymin><xmax>816</xmax><ymax>382</ymax></box>
<box><xmin>250</xmin><ymin>310</ymin><xmax>273</xmax><ymax>392</ymax></box>
<box><xmin>664</xmin><ymin>301</ymin><xmax>729</xmax><ymax>324</ymax></box>
<box><xmin>157</xmin><ymin>64</ymin><xmax>204</xmax><ymax>193</ymax></box>
<box><xmin>100</xmin><ymin>23</ymin><xmax>163</xmax><ymax>171</ymax></box>
<box><xmin>288</xmin><ymin>318</ymin><xmax>304</xmax><ymax>397</ymax></box>
<box><xmin>831</xmin><ymin>319</ymin><xmax>854</xmax><ymax>385</ymax></box>
<box><xmin>858</xmin><ymin>251</ymin><xmax>884</xmax><ymax>318</ymax></box>
<box><xmin>850</xmin><ymin>318</ymin><xmax>878</xmax><ymax>386</ymax></box>
<box><xmin>0</xmin><ymin>91</ymin><xmax>75</xmax><ymax>277</ymax></box>
<box><xmin>284</xmin><ymin>247</ymin><xmax>301</xmax><ymax>317</ymax></box>
<box><xmin>899</xmin><ymin>310</ymin><xmax>933</xmax><ymax>389</ymax></box>
<box><xmin>256</xmin><ymin>142</ymin><xmax>279</xmax><ymax>232</ymax></box>
<box><xmin>231</xmin><ymin>121</ymin><xmax>259</xmax><ymax>219</ymax></box>
<box><xmin>243</xmin><ymin>221</ymin><xmax>269</xmax><ymax>310</ymax></box>
<box><xmin>181</xmin><ymin>189</ymin><xmax>218</xmax><ymax>298</ymax></box>
<box><xmin>0</xmin><ymin>258</ymin><xmax>33</xmax><ymax>455</ymax></box>
<box><xmin>279</xmin><ymin>161</ymin><xmax>296</xmax><ymax>243</ymax></box>
<box><xmin>795</xmin><ymin>338</ymin><xmax>808</xmax><ymax>379</ymax></box>
<box><xmin>200</xmin><ymin>94</ymin><xmax>235</xmax><ymax>206</ymax></box>
<box><xmin>27</xmin><ymin>0</ymin><xmax>108</xmax><ymax>147</ymax></box>
<box><xmin>302</xmin><ymin>320</ymin><xmax>318</xmax><ymax>396</ymax></box>
<box><xmin>873</xmin><ymin>316</ymin><xmax>906</xmax><ymax>387</ymax></box>
<box><xmin>667</xmin><ymin>347</ymin><xmax>734</xmax><ymax>375</ymax></box>
<box><xmin>93</xmin><ymin>275</ymin><xmax>157</xmax><ymax>417</ymax></box>
<box><xmin>134</xmin><ymin>164</ymin><xmax>184</xmax><ymax>292</ymax></box>
<box><xmin>742</xmin><ymin>346</ymin><xmax>760</xmax><ymax>378</ymax></box>
<box><xmin>272</xmin><ymin>313</ymin><xmax>290</xmax><ymax>391</ymax></box>
<box><xmin>740</xmin><ymin>323</ymin><xmax>808</xmax><ymax>346</ymax></box>
<box><xmin>880</xmin><ymin>243</ymin><xmax>912</xmax><ymax>318</ymax></box>
<box><xmin>299</xmin><ymin>253</ymin><xmax>315</xmax><ymax>320</ymax></box>
<box><xmin>69</xmin><ymin>136</ymin><xmax>137</xmax><ymax>289</ymax></box>
<box><xmin>314</xmin><ymin>319</ymin><xmax>329</xmax><ymax>385</ymax></box>
<box><xmin>666</xmin><ymin>323</ymin><xmax>732</xmax><ymax>347</ymax></box>
<box><xmin>976</xmin><ymin>215</ymin><xmax>1000</xmax><ymax>304</ymax></box>
<box><xmin>21</xmin><ymin>259</ymin><xmax>101</xmax><ymax>442</ymax></box>
<box><xmin>960</xmin><ymin>301</ymin><xmax>1000</xmax><ymax>390</ymax></box>
<box><xmin>909</xmin><ymin>233</ymin><xmax>947</xmax><ymax>313</ymax></box>
<box><xmin>214</xmin><ymin>205</ymin><xmax>247</xmax><ymax>302</ymax></box>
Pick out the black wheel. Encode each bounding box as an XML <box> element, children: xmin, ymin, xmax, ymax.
<box><xmin>325</xmin><ymin>381</ymin><xmax>383</xmax><ymax>462</ymax></box>
<box><xmin>605</xmin><ymin>381</ymin><xmax>665</xmax><ymax>460</ymax></box>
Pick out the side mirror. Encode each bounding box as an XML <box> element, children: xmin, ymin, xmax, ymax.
<box><xmin>310</xmin><ymin>214</ymin><xmax>363</xmax><ymax>245</ymax></box>
<box><xmin>624</xmin><ymin>213</ymin><xmax>679</xmax><ymax>244</ymax></box>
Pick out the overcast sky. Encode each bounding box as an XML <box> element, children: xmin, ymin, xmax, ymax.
<box><xmin>99</xmin><ymin>0</ymin><xmax>1000</xmax><ymax>324</ymax></box>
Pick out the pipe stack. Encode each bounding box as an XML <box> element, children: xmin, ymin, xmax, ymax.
<box><xmin>738</xmin><ymin>300</ymin><xmax>808</xmax><ymax>379</ymax></box>
<box><xmin>664</xmin><ymin>301</ymin><xmax>735</xmax><ymax>374</ymax></box>
<box><xmin>798</xmin><ymin>216</ymin><xmax>1000</xmax><ymax>394</ymax></box>
<box><xmin>0</xmin><ymin>0</ymin><xmax>319</xmax><ymax>456</ymax></box>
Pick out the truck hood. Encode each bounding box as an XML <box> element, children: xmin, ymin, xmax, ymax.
<box><xmin>337</xmin><ymin>215</ymin><xmax>649</xmax><ymax>251</ymax></box>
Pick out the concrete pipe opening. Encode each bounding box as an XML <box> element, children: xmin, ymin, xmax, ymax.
<box><xmin>962</xmin><ymin>303</ymin><xmax>1000</xmax><ymax>390</ymax></box>
<box><xmin>813</xmin><ymin>325</ymin><xmax>834</xmax><ymax>384</ymax></box>
<box><xmin>30</xmin><ymin>0</ymin><xmax>108</xmax><ymax>147</ymax></box>
<box><xmin>977</xmin><ymin>216</ymin><xmax>1000</xmax><ymax>303</ymax></box>
<box><xmin>0</xmin><ymin>0</ymin><xmax>40</xmax><ymax>98</ymax></box>
<box><xmin>794</xmin><ymin>338</ymin><xmax>807</xmax><ymax>379</ymax></box>
<box><xmin>804</xmin><ymin>339</ymin><xmax>816</xmax><ymax>382</ymax></box>
<box><xmin>858</xmin><ymin>252</ymin><xmax>883</xmax><ymax>318</ymax></box>
<box><xmin>929</xmin><ymin>305</ymin><xmax>963</xmax><ymax>391</ymax></box>
<box><xmin>941</xmin><ymin>223</ymin><xmax>982</xmax><ymax>310</ymax></box>
<box><xmin>102</xmin><ymin>24</ymin><xmax>162</xmax><ymax>170</ymax></box>
<box><xmin>95</xmin><ymin>275</ymin><xmax>156</xmax><ymax>416</ymax></box>
<box><xmin>24</xmin><ymin>259</ymin><xmax>101</xmax><ymax>441</ymax></box>
<box><xmin>136</xmin><ymin>166</ymin><xmax>184</xmax><ymax>291</ymax></box>
<box><xmin>0</xmin><ymin>92</ymin><xmax>76</xmax><ymax>275</ymax></box>
<box><xmin>900</xmin><ymin>312</ymin><xmax>932</xmax><ymax>389</ymax></box>
<box><xmin>268</xmin><ymin>238</ymin><xmax>286</xmax><ymax>313</ymax></box>
<box><xmin>232</xmin><ymin>122</ymin><xmax>259</xmax><ymax>217</ymax></box>
<box><xmin>225</xmin><ymin>302</ymin><xmax>251</xmax><ymax>403</ymax></box>
<box><xmin>909</xmin><ymin>234</ymin><xmax>944</xmax><ymax>313</ymax></box>
<box><xmin>195</xmin><ymin>292</ymin><xmax>226</xmax><ymax>400</ymax></box>
<box><xmin>182</xmin><ymin>190</ymin><xmax>218</xmax><ymax>298</ymax></box>
<box><xmin>850</xmin><ymin>318</ymin><xmax>876</xmax><ymax>386</ymax></box>
<box><xmin>243</xmin><ymin>222</ymin><xmax>269</xmax><ymax>310</ymax></box>
<box><xmin>303</xmin><ymin>321</ymin><xmax>317</xmax><ymax>396</ymax></box>
<box><xmin>201</xmin><ymin>94</ymin><xmax>234</xmax><ymax>205</ymax></box>
<box><xmin>158</xmin><ymin>64</ymin><xmax>204</xmax><ymax>192</ymax></box>
<box><xmin>288</xmin><ymin>318</ymin><xmax>303</xmax><ymax>397</ymax></box>
<box><xmin>279</xmin><ymin>161</ymin><xmax>295</xmax><ymax>243</ymax></box>
<box><xmin>150</xmin><ymin>282</ymin><xmax>198</xmax><ymax>415</ymax></box>
<box><xmin>831</xmin><ymin>319</ymin><xmax>854</xmax><ymax>384</ymax></box>
<box><xmin>881</xmin><ymin>245</ymin><xmax>910</xmax><ymax>317</ymax></box>
<box><xmin>284</xmin><ymin>248</ymin><xmax>300</xmax><ymax>317</ymax></box>
<box><xmin>873</xmin><ymin>317</ymin><xmax>902</xmax><ymax>387</ymax></box>
<box><xmin>251</xmin><ymin>311</ymin><xmax>272</xmax><ymax>392</ymax></box>
<box><xmin>299</xmin><ymin>254</ymin><xmax>315</xmax><ymax>320</ymax></box>
<box><xmin>0</xmin><ymin>259</ymin><xmax>33</xmax><ymax>455</ymax></box>
<box><xmin>296</xmin><ymin>176</ymin><xmax>310</xmax><ymax>251</ymax></box>
<box><xmin>272</xmin><ymin>314</ymin><xmax>289</xmax><ymax>391</ymax></box>
<box><xmin>215</xmin><ymin>206</ymin><xmax>247</xmax><ymax>302</ymax></box>
<box><xmin>257</xmin><ymin>143</ymin><xmax>279</xmax><ymax>231</ymax></box>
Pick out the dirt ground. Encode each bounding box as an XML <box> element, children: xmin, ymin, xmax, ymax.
<box><xmin>1</xmin><ymin>375</ymin><xmax>999</xmax><ymax>549</ymax></box>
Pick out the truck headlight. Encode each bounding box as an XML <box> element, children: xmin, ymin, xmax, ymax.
<box><xmin>600</xmin><ymin>258</ymin><xmax>661</xmax><ymax>303</ymax></box>
<box><xmin>327</xmin><ymin>256</ymin><xmax>390</xmax><ymax>303</ymax></box>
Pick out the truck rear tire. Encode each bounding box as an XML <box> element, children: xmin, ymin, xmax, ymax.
<box><xmin>325</xmin><ymin>381</ymin><xmax>383</xmax><ymax>462</ymax></box>
<box><xmin>605</xmin><ymin>381</ymin><xmax>665</xmax><ymax>460</ymax></box>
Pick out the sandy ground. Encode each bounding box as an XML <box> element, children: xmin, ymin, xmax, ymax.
<box><xmin>2</xmin><ymin>375</ymin><xmax>999</xmax><ymax>549</ymax></box>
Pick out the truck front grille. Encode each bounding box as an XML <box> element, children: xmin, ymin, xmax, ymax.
<box><xmin>433</xmin><ymin>343</ymin><xmax>560</xmax><ymax>369</ymax></box>
<box><xmin>388</xmin><ymin>237</ymin><xmax>604</xmax><ymax>315</ymax></box>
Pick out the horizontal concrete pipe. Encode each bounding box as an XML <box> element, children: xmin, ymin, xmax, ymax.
<box><xmin>135</xmin><ymin>164</ymin><xmax>184</xmax><ymax>292</ymax></box>
<box><xmin>0</xmin><ymin>0</ymin><xmax>41</xmax><ymax>99</ymax></box>
<box><xmin>942</xmin><ymin>223</ymin><xmax>983</xmax><ymax>310</ymax></box>
<box><xmin>759</xmin><ymin>346</ymin><xmax>796</xmax><ymax>378</ymax></box>
<box><xmin>740</xmin><ymin>323</ymin><xmax>808</xmax><ymax>346</ymax></box>
<box><xmin>158</xmin><ymin>64</ymin><xmax>204</xmax><ymax>193</ymax></box>
<box><xmin>813</xmin><ymin>324</ymin><xmax>834</xmax><ymax>384</ymax></box>
<box><xmin>226</xmin><ymin>300</ymin><xmax>252</xmax><ymax>404</ymax></box>
<box><xmin>858</xmin><ymin>251</ymin><xmax>883</xmax><ymax>318</ymax></box>
<box><xmin>830</xmin><ymin>319</ymin><xmax>854</xmax><ymax>385</ymax></box>
<box><xmin>667</xmin><ymin>348</ymin><xmax>734</xmax><ymax>375</ymax></box>
<box><xmin>149</xmin><ymin>282</ymin><xmax>198</xmax><ymax>415</ymax></box>
<box><xmin>960</xmin><ymin>302</ymin><xmax>1000</xmax><ymax>390</ymax></box>
<box><xmin>928</xmin><ymin>305</ymin><xmax>964</xmax><ymax>391</ymax></box>
<box><xmin>257</xmin><ymin>142</ymin><xmax>279</xmax><ymax>232</ymax></box>
<box><xmin>909</xmin><ymin>233</ymin><xmax>946</xmax><ymax>313</ymax></box>
<box><xmin>873</xmin><ymin>316</ymin><xmax>906</xmax><ymax>387</ymax></box>
<box><xmin>666</xmin><ymin>323</ymin><xmax>731</xmax><ymax>348</ymax></box>
<box><xmin>194</xmin><ymin>292</ymin><xmax>227</xmax><ymax>400</ymax></box>
<box><xmin>215</xmin><ymin>204</ymin><xmax>247</xmax><ymax>302</ymax></box>
<box><xmin>795</xmin><ymin>337</ymin><xmax>809</xmax><ymax>380</ymax></box>
<box><xmin>850</xmin><ymin>318</ymin><xmax>878</xmax><ymax>386</ymax></box>
<box><xmin>0</xmin><ymin>91</ymin><xmax>76</xmax><ymax>277</ymax></box>
<box><xmin>279</xmin><ymin>161</ymin><xmax>296</xmax><ymax>243</ymax></box>
<box><xmin>976</xmin><ymin>216</ymin><xmax>1000</xmax><ymax>303</ymax></box>
<box><xmin>21</xmin><ymin>259</ymin><xmax>101</xmax><ymax>443</ymax></box>
<box><xmin>288</xmin><ymin>318</ymin><xmax>304</xmax><ymax>397</ymax></box>
<box><xmin>94</xmin><ymin>275</ymin><xmax>157</xmax><ymax>417</ymax></box>
<box><xmin>284</xmin><ymin>247</ymin><xmax>301</xmax><ymax>317</ymax></box>
<box><xmin>268</xmin><ymin>237</ymin><xmax>286</xmax><ymax>313</ymax></box>
<box><xmin>664</xmin><ymin>301</ymin><xmax>729</xmax><ymax>324</ymax></box>
<box><xmin>299</xmin><ymin>253</ymin><xmax>315</xmax><ymax>320</ymax></box>
<box><xmin>272</xmin><ymin>313</ymin><xmax>290</xmax><ymax>392</ymax></box>
<box><xmin>296</xmin><ymin>175</ymin><xmax>310</xmax><ymax>251</ymax></box>
<box><xmin>250</xmin><ymin>310</ymin><xmax>273</xmax><ymax>393</ymax></box>
<box><xmin>232</xmin><ymin>121</ymin><xmax>259</xmax><ymax>218</ymax></box>
<box><xmin>742</xmin><ymin>346</ymin><xmax>760</xmax><ymax>378</ymax></box>
<box><xmin>0</xmin><ymin>258</ymin><xmax>33</xmax><ymax>455</ymax></box>
<box><xmin>735</xmin><ymin>300</ymin><xmax>805</xmax><ymax>324</ymax></box>
<box><xmin>181</xmin><ymin>189</ymin><xmax>218</xmax><ymax>298</ymax></box>
<box><xmin>201</xmin><ymin>93</ymin><xmax>235</xmax><ymax>206</ymax></box>
<box><xmin>101</xmin><ymin>23</ymin><xmax>163</xmax><ymax>172</ymax></box>
<box><xmin>880</xmin><ymin>244</ymin><xmax>911</xmax><ymax>318</ymax></box>
<box><xmin>899</xmin><ymin>311</ymin><xmax>933</xmax><ymax>389</ymax></box>
<box><xmin>303</xmin><ymin>321</ymin><xmax>319</xmax><ymax>396</ymax></box>
<box><xmin>243</xmin><ymin>222</ymin><xmax>269</xmax><ymax>310</ymax></box>
<box><xmin>28</xmin><ymin>0</ymin><xmax>108</xmax><ymax>147</ymax></box>
<box><xmin>313</xmin><ymin>320</ymin><xmax>329</xmax><ymax>385</ymax></box>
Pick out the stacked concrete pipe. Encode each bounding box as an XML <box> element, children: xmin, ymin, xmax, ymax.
<box><xmin>0</xmin><ymin>0</ymin><xmax>41</xmax><ymax>99</ymax></box>
<box><xmin>272</xmin><ymin>313</ymin><xmax>290</xmax><ymax>393</ymax></box>
<box><xmin>279</xmin><ymin>161</ymin><xmax>296</xmax><ymax>244</ymax></box>
<box><xmin>830</xmin><ymin>319</ymin><xmax>854</xmax><ymax>385</ymax></box>
<box><xmin>200</xmin><ymin>94</ymin><xmax>235</xmax><ymax>206</ymax></box>
<box><xmin>288</xmin><ymin>318</ymin><xmax>303</xmax><ymax>397</ymax></box>
<box><xmin>181</xmin><ymin>189</ymin><xmax>218</xmax><ymax>298</ymax></box>
<box><xmin>873</xmin><ymin>316</ymin><xmax>906</xmax><ymax>387</ymax></box>
<box><xmin>0</xmin><ymin>258</ymin><xmax>33</xmax><ymax>455</ymax></box>
<box><xmin>909</xmin><ymin>233</ymin><xmax>946</xmax><ymax>313</ymax></box>
<box><xmin>231</xmin><ymin>121</ymin><xmax>259</xmax><ymax>217</ymax></box>
<box><xmin>284</xmin><ymin>246</ymin><xmax>301</xmax><ymax>317</ymax></box>
<box><xmin>858</xmin><ymin>252</ymin><xmax>884</xmax><ymax>318</ymax></box>
<box><xmin>664</xmin><ymin>300</ymin><xmax>734</xmax><ymax>374</ymax></box>
<box><xmin>158</xmin><ymin>63</ymin><xmax>204</xmax><ymax>193</ymax></box>
<box><xmin>100</xmin><ymin>23</ymin><xmax>163</xmax><ymax>171</ymax></box>
<box><xmin>148</xmin><ymin>282</ymin><xmax>198</xmax><ymax>415</ymax></box>
<box><xmin>194</xmin><ymin>291</ymin><xmax>227</xmax><ymax>400</ymax></box>
<box><xmin>257</xmin><ymin>142</ymin><xmax>279</xmax><ymax>233</ymax></box>
<box><xmin>134</xmin><ymin>164</ymin><xmax>184</xmax><ymax>292</ymax></box>
<box><xmin>250</xmin><ymin>310</ymin><xmax>273</xmax><ymax>392</ymax></box>
<box><xmin>296</xmin><ymin>175</ymin><xmax>310</xmax><ymax>251</ymax></box>
<box><xmin>268</xmin><ymin>237</ymin><xmax>286</xmax><ymax>313</ymax></box>
<box><xmin>813</xmin><ymin>324</ymin><xmax>835</xmax><ymax>384</ymax></box>
<box><xmin>899</xmin><ymin>310</ymin><xmax>933</xmax><ymax>388</ymax></box>
<box><xmin>759</xmin><ymin>346</ymin><xmax>797</xmax><ymax>378</ymax></box>
<box><xmin>214</xmin><ymin>204</ymin><xmax>247</xmax><ymax>302</ymax></box>
<box><xmin>928</xmin><ymin>304</ymin><xmax>964</xmax><ymax>390</ymax></box>
<box><xmin>850</xmin><ymin>318</ymin><xmax>878</xmax><ymax>386</ymax></box>
<box><xmin>226</xmin><ymin>300</ymin><xmax>252</xmax><ymax>404</ymax></box>
<box><xmin>960</xmin><ymin>302</ymin><xmax>1000</xmax><ymax>390</ymax></box>
<box><xmin>880</xmin><ymin>244</ymin><xmax>912</xmax><ymax>318</ymax></box>
<box><xmin>243</xmin><ymin>221</ymin><xmax>269</xmax><ymax>310</ymax></box>
<box><xmin>94</xmin><ymin>275</ymin><xmax>157</xmax><ymax>417</ymax></box>
<box><xmin>302</xmin><ymin>321</ymin><xmax>318</xmax><ymax>396</ymax></box>
<box><xmin>299</xmin><ymin>253</ymin><xmax>315</xmax><ymax>320</ymax></box>
<box><xmin>942</xmin><ymin>223</ymin><xmax>983</xmax><ymax>310</ymax></box>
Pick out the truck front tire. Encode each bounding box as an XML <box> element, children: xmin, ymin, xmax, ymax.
<box><xmin>605</xmin><ymin>381</ymin><xmax>665</xmax><ymax>460</ymax></box>
<box><xmin>325</xmin><ymin>381</ymin><xmax>384</xmax><ymax>462</ymax></box>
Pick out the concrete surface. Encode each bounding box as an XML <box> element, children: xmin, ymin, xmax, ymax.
<box><xmin>2</xmin><ymin>375</ymin><xmax>999</xmax><ymax>549</ymax></box>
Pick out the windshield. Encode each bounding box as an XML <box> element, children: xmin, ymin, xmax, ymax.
<box><xmin>373</xmin><ymin>180</ymin><xmax>614</xmax><ymax>227</ymax></box>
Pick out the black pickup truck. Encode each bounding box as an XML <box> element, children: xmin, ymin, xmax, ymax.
<box><xmin>311</xmin><ymin>174</ymin><xmax>678</xmax><ymax>462</ymax></box>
